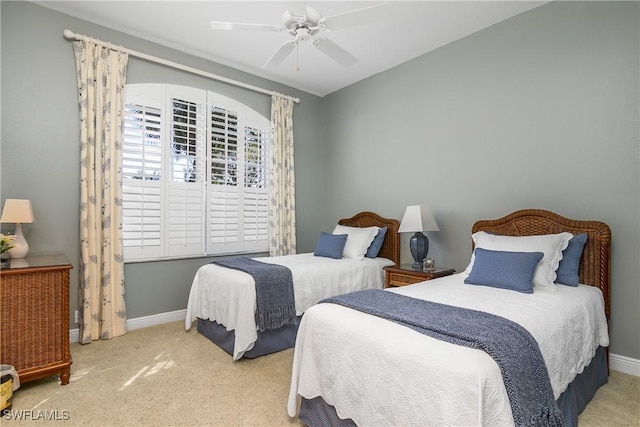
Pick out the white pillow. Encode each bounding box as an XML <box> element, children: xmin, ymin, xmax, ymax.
<box><xmin>332</xmin><ymin>225</ymin><xmax>380</xmax><ymax>261</ymax></box>
<box><xmin>464</xmin><ymin>231</ymin><xmax>573</xmax><ymax>288</ymax></box>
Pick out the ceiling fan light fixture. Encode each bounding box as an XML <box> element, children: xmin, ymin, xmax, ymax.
<box><xmin>295</xmin><ymin>28</ymin><xmax>311</xmax><ymax>42</ymax></box>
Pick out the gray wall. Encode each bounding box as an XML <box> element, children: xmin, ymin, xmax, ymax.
<box><xmin>322</xmin><ymin>1</ymin><xmax>639</xmax><ymax>359</ymax></box>
<box><xmin>1</xmin><ymin>1</ymin><xmax>638</xmax><ymax>361</ymax></box>
<box><xmin>0</xmin><ymin>1</ymin><xmax>324</xmax><ymax>322</ymax></box>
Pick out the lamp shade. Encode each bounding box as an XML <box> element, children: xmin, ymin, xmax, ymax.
<box><xmin>398</xmin><ymin>205</ymin><xmax>439</xmax><ymax>233</ymax></box>
<box><xmin>0</xmin><ymin>199</ymin><xmax>34</xmax><ymax>224</ymax></box>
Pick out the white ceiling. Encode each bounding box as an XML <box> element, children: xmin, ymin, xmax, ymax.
<box><xmin>35</xmin><ymin>1</ymin><xmax>547</xmax><ymax>97</ymax></box>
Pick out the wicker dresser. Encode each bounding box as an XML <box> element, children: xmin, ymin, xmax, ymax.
<box><xmin>0</xmin><ymin>254</ymin><xmax>72</xmax><ymax>385</ymax></box>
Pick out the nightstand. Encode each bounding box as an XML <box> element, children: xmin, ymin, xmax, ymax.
<box><xmin>384</xmin><ymin>264</ymin><xmax>455</xmax><ymax>288</ymax></box>
<box><xmin>0</xmin><ymin>254</ymin><xmax>73</xmax><ymax>385</ymax></box>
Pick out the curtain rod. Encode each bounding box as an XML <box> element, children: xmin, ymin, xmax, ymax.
<box><xmin>63</xmin><ymin>29</ymin><xmax>300</xmax><ymax>104</ymax></box>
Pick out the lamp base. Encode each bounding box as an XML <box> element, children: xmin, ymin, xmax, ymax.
<box><xmin>8</xmin><ymin>223</ymin><xmax>29</xmax><ymax>259</ymax></box>
<box><xmin>409</xmin><ymin>231</ymin><xmax>429</xmax><ymax>270</ymax></box>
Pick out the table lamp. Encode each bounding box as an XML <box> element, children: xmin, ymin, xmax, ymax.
<box><xmin>398</xmin><ymin>205</ymin><xmax>439</xmax><ymax>269</ymax></box>
<box><xmin>0</xmin><ymin>199</ymin><xmax>34</xmax><ymax>258</ymax></box>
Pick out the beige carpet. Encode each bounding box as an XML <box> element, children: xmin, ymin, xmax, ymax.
<box><xmin>3</xmin><ymin>321</ymin><xmax>639</xmax><ymax>426</ymax></box>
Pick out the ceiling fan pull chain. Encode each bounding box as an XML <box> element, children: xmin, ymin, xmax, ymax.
<box><xmin>296</xmin><ymin>43</ymin><xmax>300</xmax><ymax>71</ymax></box>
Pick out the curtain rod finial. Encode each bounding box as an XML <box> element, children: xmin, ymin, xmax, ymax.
<box><xmin>63</xmin><ymin>29</ymin><xmax>76</xmax><ymax>39</ymax></box>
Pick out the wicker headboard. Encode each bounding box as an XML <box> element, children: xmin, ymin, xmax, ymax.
<box><xmin>338</xmin><ymin>211</ymin><xmax>400</xmax><ymax>266</ymax></box>
<box><xmin>472</xmin><ymin>209</ymin><xmax>611</xmax><ymax>319</ymax></box>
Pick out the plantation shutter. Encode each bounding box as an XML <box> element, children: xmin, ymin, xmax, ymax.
<box><xmin>122</xmin><ymin>85</ymin><xmax>164</xmax><ymax>260</ymax></box>
<box><xmin>122</xmin><ymin>84</ymin><xmax>269</xmax><ymax>261</ymax></box>
<box><xmin>243</xmin><ymin>125</ymin><xmax>269</xmax><ymax>252</ymax></box>
<box><xmin>166</xmin><ymin>87</ymin><xmax>206</xmax><ymax>257</ymax></box>
<box><xmin>207</xmin><ymin>104</ymin><xmax>242</xmax><ymax>254</ymax></box>
<box><xmin>206</xmin><ymin>94</ymin><xmax>270</xmax><ymax>255</ymax></box>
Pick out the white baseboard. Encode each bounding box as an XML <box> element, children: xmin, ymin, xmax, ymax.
<box><xmin>609</xmin><ymin>352</ymin><xmax>640</xmax><ymax>377</ymax></box>
<box><xmin>68</xmin><ymin>311</ymin><xmax>640</xmax><ymax>378</ymax></box>
<box><xmin>69</xmin><ymin>309</ymin><xmax>186</xmax><ymax>343</ymax></box>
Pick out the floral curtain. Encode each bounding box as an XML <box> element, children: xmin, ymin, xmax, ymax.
<box><xmin>268</xmin><ymin>95</ymin><xmax>296</xmax><ymax>256</ymax></box>
<box><xmin>73</xmin><ymin>40</ymin><xmax>128</xmax><ymax>343</ymax></box>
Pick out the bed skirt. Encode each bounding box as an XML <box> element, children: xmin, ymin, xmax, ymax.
<box><xmin>196</xmin><ymin>316</ymin><xmax>301</xmax><ymax>359</ymax></box>
<box><xmin>298</xmin><ymin>346</ymin><xmax>608</xmax><ymax>427</ymax></box>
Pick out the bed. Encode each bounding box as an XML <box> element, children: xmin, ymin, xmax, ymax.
<box><xmin>185</xmin><ymin>211</ymin><xmax>400</xmax><ymax>360</ymax></box>
<box><xmin>288</xmin><ymin>209</ymin><xmax>611</xmax><ymax>427</ymax></box>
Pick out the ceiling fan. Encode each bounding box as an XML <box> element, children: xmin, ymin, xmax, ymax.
<box><xmin>210</xmin><ymin>2</ymin><xmax>391</xmax><ymax>69</ymax></box>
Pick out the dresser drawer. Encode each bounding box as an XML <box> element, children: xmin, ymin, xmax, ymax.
<box><xmin>384</xmin><ymin>266</ymin><xmax>456</xmax><ymax>288</ymax></box>
<box><xmin>388</xmin><ymin>272</ymin><xmax>425</xmax><ymax>287</ymax></box>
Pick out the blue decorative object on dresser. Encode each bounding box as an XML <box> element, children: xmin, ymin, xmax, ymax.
<box><xmin>398</xmin><ymin>205</ymin><xmax>439</xmax><ymax>268</ymax></box>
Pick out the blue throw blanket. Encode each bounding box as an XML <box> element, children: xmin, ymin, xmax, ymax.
<box><xmin>212</xmin><ymin>257</ymin><xmax>297</xmax><ymax>332</ymax></box>
<box><xmin>322</xmin><ymin>289</ymin><xmax>564</xmax><ymax>427</ymax></box>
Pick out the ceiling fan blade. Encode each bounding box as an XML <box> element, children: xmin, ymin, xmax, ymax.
<box><xmin>312</xmin><ymin>37</ymin><xmax>358</xmax><ymax>67</ymax></box>
<box><xmin>285</xmin><ymin>1</ymin><xmax>308</xmax><ymax>18</ymax></box>
<box><xmin>321</xmin><ymin>3</ymin><xmax>391</xmax><ymax>31</ymax></box>
<box><xmin>263</xmin><ymin>40</ymin><xmax>297</xmax><ymax>68</ymax></box>
<box><xmin>210</xmin><ymin>21</ymin><xmax>282</xmax><ymax>32</ymax></box>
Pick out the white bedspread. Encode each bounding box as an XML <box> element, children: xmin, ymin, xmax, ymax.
<box><xmin>287</xmin><ymin>273</ymin><xmax>609</xmax><ymax>426</ymax></box>
<box><xmin>185</xmin><ymin>253</ymin><xmax>394</xmax><ymax>360</ymax></box>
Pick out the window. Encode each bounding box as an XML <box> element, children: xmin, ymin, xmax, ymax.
<box><xmin>122</xmin><ymin>84</ymin><xmax>270</xmax><ymax>262</ymax></box>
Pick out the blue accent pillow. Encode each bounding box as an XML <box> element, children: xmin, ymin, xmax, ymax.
<box><xmin>314</xmin><ymin>232</ymin><xmax>348</xmax><ymax>259</ymax></box>
<box><xmin>464</xmin><ymin>248</ymin><xmax>544</xmax><ymax>294</ymax></box>
<box><xmin>365</xmin><ymin>227</ymin><xmax>387</xmax><ymax>258</ymax></box>
<box><xmin>555</xmin><ymin>233</ymin><xmax>587</xmax><ymax>286</ymax></box>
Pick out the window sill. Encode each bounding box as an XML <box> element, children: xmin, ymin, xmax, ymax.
<box><xmin>124</xmin><ymin>251</ymin><xmax>269</xmax><ymax>264</ymax></box>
